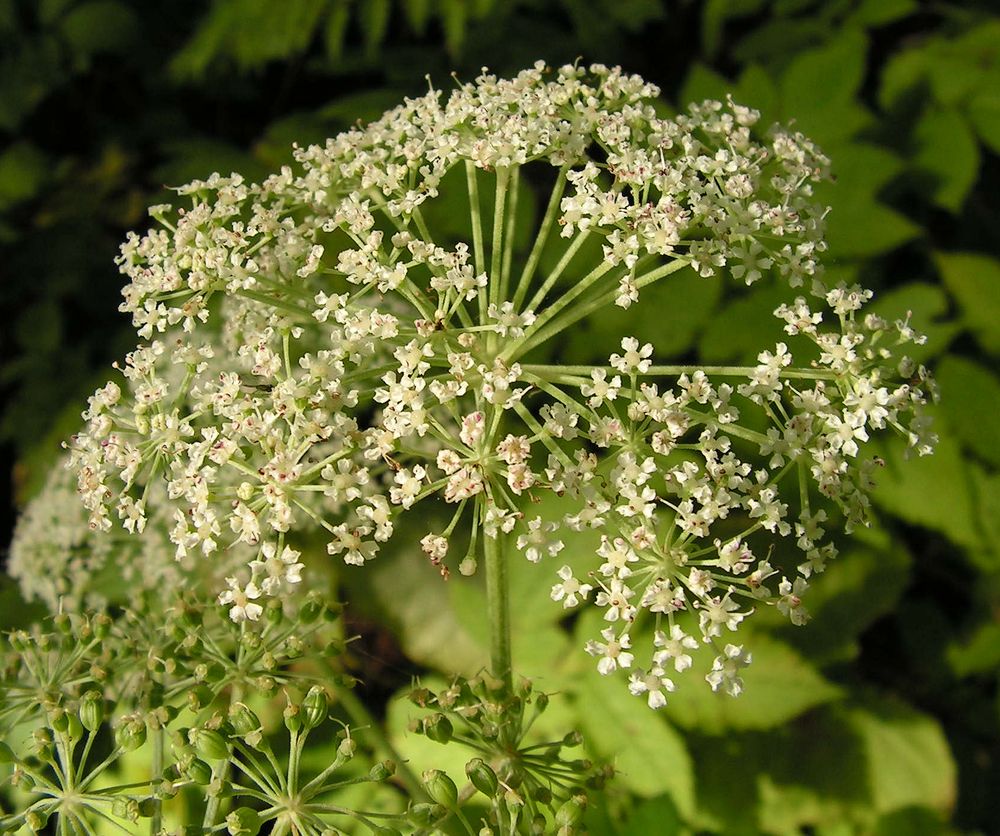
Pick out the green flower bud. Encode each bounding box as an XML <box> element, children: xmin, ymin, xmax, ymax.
<box><xmin>79</xmin><ymin>691</ymin><xmax>104</xmax><ymax>732</ymax></box>
<box><xmin>193</xmin><ymin>728</ymin><xmax>230</xmax><ymax>761</ymax></box>
<box><xmin>561</xmin><ymin>730</ymin><xmax>583</xmax><ymax>748</ymax></box>
<box><xmin>112</xmin><ymin>797</ymin><xmax>140</xmax><ymax>822</ymax></box>
<box><xmin>422</xmin><ymin>769</ymin><xmax>458</xmax><ymax>808</ymax></box>
<box><xmin>283</xmin><ymin>703</ymin><xmax>302</xmax><ymax>733</ymax></box>
<box><xmin>407</xmin><ymin>803</ymin><xmax>446</xmax><ymax>827</ymax></box>
<box><xmin>229</xmin><ymin>703</ymin><xmax>262</xmax><ymax>736</ymax></box>
<box><xmin>338</xmin><ymin>735</ymin><xmax>357</xmax><ymax>759</ymax></box>
<box><xmin>300</xmin><ymin>595</ymin><xmax>323</xmax><ymax>623</ymax></box>
<box><xmin>115</xmin><ymin>718</ymin><xmax>147</xmax><ymax>751</ymax></box>
<box><xmin>555</xmin><ymin>794</ymin><xmax>587</xmax><ymax>828</ymax></box>
<box><xmin>303</xmin><ymin>686</ymin><xmax>328</xmax><ymax>730</ymax></box>
<box><xmin>459</xmin><ymin>557</ymin><xmax>477</xmax><ymax>576</ymax></box>
<box><xmin>53</xmin><ymin>613</ymin><xmax>71</xmax><ymax>634</ymax></box>
<box><xmin>265</xmin><ymin>598</ymin><xmax>284</xmax><ymax>625</ymax></box>
<box><xmin>50</xmin><ymin>707</ymin><xmax>69</xmax><ymax>733</ymax></box>
<box><xmin>369</xmin><ymin>759</ymin><xmax>396</xmax><ymax>781</ymax></box>
<box><xmin>136</xmin><ymin>797</ymin><xmax>159</xmax><ymax>818</ymax></box>
<box><xmin>226</xmin><ymin>807</ymin><xmax>261</xmax><ymax>836</ymax></box>
<box><xmin>465</xmin><ymin>758</ymin><xmax>499</xmax><ymax>797</ymax></box>
<box><xmin>93</xmin><ymin>614</ymin><xmax>111</xmax><ymax>640</ymax></box>
<box><xmin>65</xmin><ymin>712</ymin><xmax>84</xmax><ymax>742</ymax></box>
<box><xmin>185</xmin><ymin>758</ymin><xmax>213</xmax><ymax>785</ymax></box>
<box><xmin>425</xmin><ymin>713</ymin><xmax>453</xmax><ymax>744</ymax></box>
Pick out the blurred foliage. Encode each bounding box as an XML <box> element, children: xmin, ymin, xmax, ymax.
<box><xmin>2</xmin><ymin>0</ymin><xmax>1000</xmax><ymax>833</ymax></box>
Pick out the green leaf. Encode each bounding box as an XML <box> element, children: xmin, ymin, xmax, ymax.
<box><xmin>402</xmin><ymin>0</ymin><xmax>432</xmax><ymax>35</ymax></box>
<box><xmin>0</xmin><ymin>142</ymin><xmax>49</xmax><ymax>209</ymax></box>
<box><xmin>359</xmin><ymin>0</ymin><xmax>391</xmax><ymax>56</ymax></box>
<box><xmin>679</xmin><ymin>63</ymin><xmax>730</xmax><ymax>106</ymax></box>
<box><xmin>847</xmin><ymin>700</ymin><xmax>956</xmax><ymax>815</ymax></box>
<box><xmin>934</xmin><ymin>252</ymin><xmax>1000</xmax><ymax>355</ymax></box>
<box><xmin>563</xmin><ymin>266</ymin><xmax>721</xmax><ymax>364</ymax></box>
<box><xmin>820</xmin><ymin>187</ymin><xmax>919</xmax><ymax>258</ymax></box>
<box><xmin>572</xmin><ymin>667</ymin><xmax>695</xmax><ymax>811</ymax></box>
<box><xmin>968</xmin><ymin>91</ymin><xmax>1000</xmax><ymax>154</ymax></box>
<box><xmin>847</xmin><ymin>0</ymin><xmax>917</xmax><ymax>28</ymax></box>
<box><xmin>947</xmin><ymin>620</ymin><xmax>1000</xmax><ymax>678</ymax></box>
<box><xmin>697</xmin><ymin>283</ymin><xmax>790</xmax><ymax>363</ymax></box>
<box><xmin>323</xmin><ymin>0</ymin><xmax>350</xmax><ymax>62</ymax></box>
<box><xmin>621</xmin><ymin>795</ymin><xmax>685</xmax><ymax>835</ymax></box>
<box><xmin>440</xmin><ymin>0</ymin><xmax>468</xmax><ymax>55</ymax></box>
<box><xmin>866</xmin><ymin>282</ymin><xmax>959</xmax><ymax>364</ymax></box>
<box><xmin>936</xmin><ymin>355</ymin><xmax>1000</xmax><ymax>468</ymax></box>
<box><xmin>660</xmin><ymin>635</ymin><xmax>842</xmax><ymax>734</ymax></box>
<box><xmin>872</xmin><ymin>420</ymin><xmax>981</xmax><ymax>554</ymax></box>
<box><xmin>701</xmin><ymin>0</ymin><xmax>767</xmax><ymax>58</ymax></box>
<box><xmin>912</xmin><ymin>107</ymin><xmax>980</xmax><ymax>212</ymax></box>
<box><xmin>780</xmin><ymin>29</ymin><xmax>867</xmax><ymax>115</ymax></box>
<box><xmin>59</xmin><ymin>1</ymin><xmax>139</xmax><ymax>56</ymax></box>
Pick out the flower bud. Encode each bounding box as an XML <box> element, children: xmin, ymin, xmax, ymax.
<box><xmin>369</xmin><ymin>759</ymin><xmax>396</xmax><ymax>781</ymax></box>
<box><xmin>79</xmin><ymin>691</ymin><xmax>104</xmax><ymax>732</ymax></box>
<box><xmin>422</xmin><ymin>769</ymin><xmax>458</xmax><ymax>808</ymax></box>
<box><xmin>226</xmin><ymin>807</ymin><xmax>260</xmax><ymax>836</ymax></box>
<box><xmin>53</xmin><ymin>613</ymin><xmax>71</xmax><ymax>634</ymax></box>
<box><xmin>300</xmin><ymin>595</ymin><xmax>323</xmax><ymax>623</ymax></box>
<box><xmin>303</xmin><ymin>686</ymin><xmax>328</xmax><ymax>730</ymax></box>
<box><xmin>187</xmin><ymin>686</ymin><xmax>215</xmax><ymax>713</ymax></box>
<box><xmin>465</xmin><ymin>758</ymin><xmax>499</xmax><ymax>797</ymax></box>
<box><xmin>229</xmin><ymin>703</ymin><xmax>261</xmax><ymax>737</ymax></box>
<box><xmin>555</xmin><ymin>794</ymin><xmax>587</xmax><ymax>827</ymax></box>
<box><xmin>50</xmin><ymin>707</ymin><xmax>69</xmax><ymax>733</ymax></box>
<box><xmin>93</xmin><ymin>613</ymin><xmax>112</xmax><ymax>639</ymax></box>
<box><xmin>193</xmin><ymin>728</ymin><xmax>230</xmax><ymax>761</ymax></box>
<box><xmin>185</xmin><ymin>758</ymin><xmax>213</xmax><ymax>785</ymax></box>
<box><xmin>25</xmin><ymin>811</ymin><xmax>48</xmax><ymax>832</ymax></box>
<box><xmin>116</xmin><ymin>718</ymin><xmax>147</xmax><ymax>751</ymax></box>
<box><xmin>561</xmin><ymin>730</ymin><xmax>583</xmax><ymax>748</ymax></box>
<box><xmin>283</xmin><ymin>703</ymin><xmax>302</xmax><ymax>733</ymax></box>
<box><xmin>112</xmin><ymin>797</ymin><xmax>140</xmax><ymax>822</ymax></box>
<box><xmin>407</xmin><ymin>803</ymin><xmax>446</xmax><ymax>827</ymax></box>
<box><xmin>424</xmin><ymin>713</ymin><xmax>453</xmax><ymax>744</ymax></box>
<box><xmin>459</xmin><ymin>557</ymin><xmax>477</xmax><ymax>576</ymax></box>
<box><xmin>338</xmin><ymin>735</ymin><xmax>357</xmax><ymax>760</ymax></box>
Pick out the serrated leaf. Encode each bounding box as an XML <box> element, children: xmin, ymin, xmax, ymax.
<box><xmin>573</xmin><ymin>668</ymin><xmax>694</xmax><ymax>811</ymax></box>
<box><xmin>872</xmin><ymin>422</ymin><xmax>982</xmax><ymax>555</ymax></box>
<box><xmin>936</xmin><ymin>355</ymin><xmax>1000</xmax><ymax>468</ymax></box>
<box><xmin>912</xmin><ymin>107</ymin><xmax>979</xmax><ymax>212</ymax></box>
<box><xmin>780</xmin><ymin>29</ymin><xmax>867</xmax><ymax>115</ymax></box>
<box><xmin>660</xmin><ymin>635</ymin><xmax>841</xmax><ymax>733</ymax></box>
<box><xmin>934</xmin><ymin>251</ymin><xmax>1000</xmax><ymax>355</ymax></box>
<box><xmin>867</xmin><ymin>282</ymin><xmax>959</xmax><ymax>364</ymax></box>
<box><xmin>848</xmin><ymin>700</ymin><xmax>956</xmax><ymax>815</ymax></box>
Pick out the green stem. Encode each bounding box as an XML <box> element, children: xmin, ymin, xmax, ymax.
<box><xmin>150</xmin><ymin>726</ymin><xmax>163</xmax><ymax>835</ymax></box>
<box><xmin>465</xmin><ymin>161</ymin><xmax>487</xmax><ymax>322</ymax></box>
<box><xmin>523</xmin><ymin>364</ymin><xmax>839</xmax><ymax>380</ymax></box>
<box><xmin>512</xmin><ymin>166</ymin><xmax>568</xmax><ymax>309</ymax></box>
<box><xmin>483</xmin><ymin>528</ymin><xmax>512</xmax><ymax>693</ymax></box>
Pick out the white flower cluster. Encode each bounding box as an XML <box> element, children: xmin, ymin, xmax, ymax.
<box><xmin>65</xmin><ymin>62</ymin><xmax>935</xmax><ymax>703</ymax></box>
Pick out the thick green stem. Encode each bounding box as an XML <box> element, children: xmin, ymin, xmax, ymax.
<box><xmin>483</xmin><ymin>530</ymin><xmax>512</xmax><ymax>693</ymax></box>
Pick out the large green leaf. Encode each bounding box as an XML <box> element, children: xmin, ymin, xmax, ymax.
<box><xmin>968</xmin><ymin>90</ymin><xmax>1000</xmax><ymax>154</ymax></box>
<box><xmin>847</xmin><ymin>699</ymin><xmax>957</xmax><ymax>815</ymax></box>
<box><xmin>872</xmin><ymin>421</ymin><xmax>982</xmax><ymax>555</ymax></box>
<box><xmin>934</xmin><ymin>251</ymin><xmax>1000</xmax><ymax>356</ymax></box>
<box><xmin>912</xmin><ymin>107</ymin><xmax>980</xmax><ymax>212</ymax></box>
<box><xmin>936</xmin><ymin>355</ymin><xmax>1000</xmax><ymax>469</ymax></box>
<box><xmin>867</xmin><ymin>282</ymin><xmax>959</xmax><ymax>364</ymax></box>
<box><xmin>660</xmin><ymin>635</ymin><xmax>842</xmax><ymax>734</ymax></box>
<box><xmin>572</xmin><ymin>666</ymin><xmax>695</xmax><ymax>811</ymax></box>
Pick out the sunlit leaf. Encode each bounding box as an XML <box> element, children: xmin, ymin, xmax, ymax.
<box><xmin>936</xmin><ymin>355</ymin><xmax>1000</xmax><ymax>468</ymax></box>
<box><xmin>934</xmin><ymin>251</ymin><xmax>1000</xmax><ymax>355</ymax></box>
<box><xmin>912</xmin><ymin>107</ymin><xmax>980</xmax><ymax>212</ymax></box>
<box><xmin>660</xmin><ymin>635</ymin><xmax>842</xmax><ymax>733</ymax></box>
<box><xmin>847</xmin><ymin>699</ymin><xmax>957</xmax><ymax>815</ymax></box>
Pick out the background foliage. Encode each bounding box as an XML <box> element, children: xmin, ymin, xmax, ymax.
<box><xmin>2</xmin><ymin>0</ymin><xmax>999</xmax><ymax>832</ymax></box>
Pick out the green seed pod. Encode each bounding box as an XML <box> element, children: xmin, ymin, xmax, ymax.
<box><xmin>265</xmin><ymin>598</ymin><xmax>284</xmax><ymax>625</ymax></box>
<box><xmin>185</xmin><ymin>757</ymin><xmax>213</xmax><ymax>785</ymax></box>
<box><xmin>112</xmin><ymin>797</ymin><xmax>140</xmax><ymax>822</ymax></box>
<box><xmin>193</xmin><ymin>728</ymin><xmax>230</xmax><ymax>761</ymax></box>
<box><xmin>50</xmin><ymin>707</ymin><xmax>69</xmax><ymax>733</ymax></box>
<box><xmin>561</xmin><ymin>730</ymin><xmax>583</xmax><ymax>748</ymax></box>
<box><xmin>407</xmin><ymin>803</ymin><xmax>446</xmax><ymax>827</ymax></box>
<box><xmin>187</xmin><ymin>686</ymin><xmax>215</xmax><ymax>713</ymax></box>
<box><xmin>0</xmin><ymin>741</ymin><xmax>15</xmax><ymax>763</ymax></box>
<box><xmin>555</xmin><ymin>794</ymin><xmax>587</xmax><ymax>827</ymax></box>
<box><xmin>465</xmin><ymin>758</ymin><xmax>499</xmax><ymax>797</ymax></box>
<box><xmin>303</xmin><ymin>686</ymin><xmax>328</xmax><ymax>730</ymax></box>
<box><xmin>283</xmin><ymin>702</ymin><xmax>302</xmax><ymax>733</ymax></box>
<box><xmin>115</xmin><ymin>718</ymin><xmax>147</xmax><ymax>751</ymax></box>
<box><xmin>531</xmin><ymin>814</ymin><xmax>547</xmax><ymax>835</ymax></box>
<box><xmin>65</xmin><ymin>712</ymin><xmax>84</xmax><ymax>743</ymax></box>
<box><xmin>229</xmin><ymin>702</ymin><xmax>262</xmax><ymax>737</ymax></box>
<box><xmin>226</xmin><ymin>807</ymin><xmax>261</xmax><ymax>836</ymax></box>
<box><xmin>425</xmin><ymin>713</ymin><xmax>453</xmax><ymax>744</ymax></box>
<box><xmin>136</xmin><ymin>797</ymin><xmax>159</xmax><ymax>818</ymax></box>
<box><xmin>79</xmin><ymin>691</ymin><xmax>104</xmax><ymax>732</ymax></box>
<box><xmin>300</xmin><ymin>595</ymin><xmax>323</xmax><ymax>623</ymax></box>
<box><xmin>369</xmin><ymin>759</ymin><xmax>396</xmax><ymax>781</ymax></box>
<box><xmin>338</xmin><ymin>735</ymin><xmax>357</xmax><ymax>759</ymax></box>
<box><xmin>53</xmin><ymin>613</ymin><xmax>71</xmax><ymax>634</ymax></box>
<box><xmin>422</xmin><ymin>769</ymin><xmax>458</xmax><ymax>808</ymax></box>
